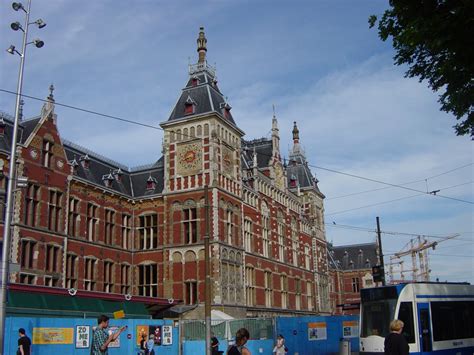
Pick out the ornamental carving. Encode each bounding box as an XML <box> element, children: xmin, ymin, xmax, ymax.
<box><xmin>30</xmin><ymin>136</ymin><xmax>42</xmax><ymax>149</ymax></box>
<box><xmin>221</xmin><ymin>145</ymin><xmax>234</xmax><ymax>177</ymax></box>
<box><xmin>176</xmin><ymin>141</ymin><xmax>202</xmax><ymax>176</ymax></box>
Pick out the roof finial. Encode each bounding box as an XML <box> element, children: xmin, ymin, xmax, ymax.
<box><xmin>197</xmin><ymin>27</ymin><xmax>207</xmax><ymax>64</ymax></box>
<box><xmin>48</xmin><ymin>84</ymin><xmax>55</xmax><ymax>101</ymax></box>
<box><xmin>292</xmin><ymin>121</ymin><xmax>299</xmax><ymax>143</ymax></box>
<box><xmin>272</xmin><ymin>104</ymin><xmax>276</xmax><ymax>119</ymax></box>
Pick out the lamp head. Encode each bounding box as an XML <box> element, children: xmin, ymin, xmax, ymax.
<box><xmin>33</xmin><ymin>39</ymin><xmax>44</xmax><ymax>48</ymax></box>
<box><xmin>10</xmin><ymin>21</ymin><xmax>22</xmax><ymax>31</ymax></box>
<box><xmin>35</xmin><ymin>19</ymin><xmax>46</xmax><ymax>28</ymax></box>
<box><xmin>6</xmin><ymin>45</ymin><xmax>16</xmax><ymax>55</ymax></box>
<box><xmin>12</xmin><ymin>2</ymin><xmax>24</xmax><ymax>11</ymax></box>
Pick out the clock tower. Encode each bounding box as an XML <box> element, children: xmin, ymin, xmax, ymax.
<box><xmin>161</xmin><ymin>27</ymin><xmax>244</xmax><ymax>195</ymax></box>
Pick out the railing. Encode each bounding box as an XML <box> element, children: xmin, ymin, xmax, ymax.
<box><xmin>181</xmin><ymin>317</ymin><xmax>274</xmax><ymax>341</ymax></box>
<box><xmin>189</xmin><ymin>61</ymin><xmax>216</xmax><ymax>77</ymax></box>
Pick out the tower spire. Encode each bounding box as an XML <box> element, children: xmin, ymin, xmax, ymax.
<box><xmin>292</xmin><ymin>121</ymin><xmax>299</xmax><ymax>144</ymax></box>
<box><xmin>197</xmin><ymin>27</ymin><xmax>207</xmax><ymax>64</ymax></box>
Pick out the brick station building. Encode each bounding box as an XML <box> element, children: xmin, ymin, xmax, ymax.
<box><xmin>0</xmin><ymin>28</ymin><xmax>331</xmax><ymax>318</ymax></box>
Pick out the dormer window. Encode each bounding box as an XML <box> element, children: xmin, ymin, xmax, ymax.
<box><xmin>102</xmin><ymin>173</ymin><xmax>114</xmax><ymax>188</ymax></box>
<box><xmin>114</xmin><ymin>168</ymin><xmax>123</xmax><ymax>182</ymax></box>
<box><xmin>146</xmin><ymin>175</ymin><xmax>157</xmax><ymax>190</ymax></box>
<box><xmin>290</xmin><ymin>174</ymin><xmax>297</xmax><ymax>188</ymax></box>
<box><xmin>220</xmin><ymin>102</ymin><xmax>232</xmax><ymax>120</ymax></box>
<box><xmin>184</xmin><ymin>96</ymin><xmax>196</xmax><ymax>115</ymax></box>
<box><xmin>80</xmin><ymin>154</ymin><xmax>90</xmax><ymax>170</ymax></box>
<box><xmin>69</xmin><ymin>158</ymin><xmax>79</xmax><ymax>174</ymax></box>
<box><xmin>0</xmin><ymin>118</ymin><xmax>5</xmax><ymax>135</ymax></box>
<box><xmin>191</xmin><ymin>76</ymin><xmax>199</xmax><ymax>87</ymax></box>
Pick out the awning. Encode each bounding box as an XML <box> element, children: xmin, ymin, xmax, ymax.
<box><xmin>7</xmin><ymin>283</ymin><xmax>179</xmax><ymax>319</ymax></box>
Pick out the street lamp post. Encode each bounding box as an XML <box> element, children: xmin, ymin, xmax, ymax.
<box><xmin>0</xmin><ymin>1</ymin><xmax>45</xmax><ymax>351</ymax></box>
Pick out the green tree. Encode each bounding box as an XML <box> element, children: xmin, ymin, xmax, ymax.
<box><xmin>369</xmin><ymin>0</ymin><xmax>474</xmax><ymax>137</ymax></box>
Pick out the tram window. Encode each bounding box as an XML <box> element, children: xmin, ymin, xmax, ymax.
<box><xmin>398</xmin><ymin>302</ymin><xmax>415</xmax><ymax>343</ymax></box>
<box><xmin>361</xmin><ymin>299</ymin><xmax>397</xmax><ymax>337</ymax></box>
<box><xmin>431</xmin><ymin>301</ymin><xmax>474</xmax><ymax>341</ymax></box>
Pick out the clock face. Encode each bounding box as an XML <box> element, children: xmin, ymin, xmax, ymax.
<box><xmin>176</xmin><ymin>142</ymin><xmax>202</xmax><ymax>176</ymax></box>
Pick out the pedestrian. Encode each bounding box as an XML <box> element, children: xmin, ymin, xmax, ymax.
<box><xmin>227</xmin><ymin>328</ymin><xmax>251</xmax><ymax>355</ymax></box>
<box><xmin>273</xmin><ymin>334</ymin><xmax>287</xmax><ymax>354</ymax></box>
<box><xmin>90</xmin><ymin>314</ymin><xmax>127</xmax><ymax>355</ymax></box>
<box><xmin>139</xmin><ymin>333</ymin><xmax>147</xmax><ymax>354</ymax></box>
<box><xmin>17</xmin><ymin>328</ymin><xmax>31</xmax><ymax>355</ymax></box>
<box><xmin>384</xmin><ymin>319</ymin><xmax>409</xmax><ymax>355</ymax></box>
<box><xmin>146</xmin><ymin>334</ymin><xmax>156</xmax><ymax>355</ymax></box>
<box><xmin>211</xmin><ymin>334</ymin><xmax>220</xmax><ymax>355</ymax></box>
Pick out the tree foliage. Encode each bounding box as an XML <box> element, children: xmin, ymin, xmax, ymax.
<box><xmin>369</xmin><ymin>0</ymin><xmax>474</xmax><ymax>136</ymax></box>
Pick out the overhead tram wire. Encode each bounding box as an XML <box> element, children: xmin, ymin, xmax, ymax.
<box><xmin>325</xmin><ymin>181</ymin><xmax>474</xmax><ymax>216</ymax></box>
<box><xmin>1</xmin><ymin>88</ymin><xmax>473</xmax><ymax>206</ymax></box>
<box><xmin>327</xmin><ymin>163</ymin><xmax>473</xmax><ymax>200</ymax></box>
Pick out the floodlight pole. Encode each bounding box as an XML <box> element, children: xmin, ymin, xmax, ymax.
<box><xmin>0</xmin><ymin>0</ymin><xmax>32</xmax><ymax>351</ymax></box>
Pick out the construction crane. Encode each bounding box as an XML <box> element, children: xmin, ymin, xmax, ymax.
<box><xmin>389</xmin><ymin>234</ymin><xmax>459</xmax><ymax>282</ymax></box>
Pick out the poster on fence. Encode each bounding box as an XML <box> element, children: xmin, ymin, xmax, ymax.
<box><xmin>136</xmin><ymin>325</ymin><xmax>162</xmax><ymax>346</ymax></box>
<box><xmin>308</xmin><ymin>322</ymin><xmax>327</xmax><ymax>341</ymax></box>
<box><xmin>342</xmin><ymin>320</ymin><xmax>359</xmax><ymax>338</ymax></box>
<box><xmin>162</xmin><ymin>325</ymin><xmax>173</xmax><ymax>345</ymax></box>
<box><xmin>107</xmin><ymin>326</ymin><xmax>121</xmax><ymax>348</ymax></box>
<box><xmin>75</xmin><ymin>325</ymin><xmax>90</xmax><ymax>348</ymax></box>
<box><xmin>32</xmin><ymin>327</ymin><xmax>74</xmax><ymax>344</ymax></box>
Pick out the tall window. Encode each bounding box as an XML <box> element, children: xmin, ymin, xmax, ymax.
<box><xmin>20</xmin><ymin>239</ymin><xmax>36</xmax><ymax>269</ymax></box>
<box><xmin>48</xmin><ymin>190</ymin><xmax>62</xmax><ymax>232</ymax></box>
<box><xmin>138</xmin><ymin>214</ymin><xmax>158</xmax><ymax>250</ymax></box>
<box><xmin>42</xmin><ymin>139</ymin><xmax>53</xmax><ymax>168</ymax></box>
<box><xmin>24</xmin><ymin>184</ymin><xmax>40</xmax><ymax>226</ymax></box>
<box><xmin>291</xmin><ymin>218</ymin><xmax>298</xmax><ymax>267</ymax></box>
<box><xmin>87</xmin><ymin>204</ymin><xmax>98</xmax><ymax>242</ymax></box>
<box><xmin>281</xmin><ymin>274</ymin><xmax>288</xmax><ymax>309</ymax></box>
<box><xmin>295</xmin><ymin>278</ymin><xmax>301</xmax><ymax>310</ymax></box>
<box><xmin>351</xmin><ymin>277</ymin><xmax>360</xmax><ymax>293</ymax></box>
<box><xmin>120</xmin><ymin>264</ymin><xmax>131</xmax><ymax>294</ymax></box>
<box><xmin>105</xmin><ymin>209</ymin><xmax>115</xmax><ymax>245</ymax></box>
<box><xmin>185</xmin><ymin>281</ymin><xmax>198</xmax><ymax>304</ymax></box>
<box><xmin>138</xmin><ymin>264</ymin><xmax>158</xmax><ymax>297</ymax></box>
<box><xmin>45</xmin><ymin>244</ymin><xmax>60</xmax><ymax>273</ymax></box>
<box><xmin>243</xmin><ymin>219</ymin><xmax>253</xmax><ymax>253</ymax></box>
<box><xmin>103</xmin><ymin>261</ymin><xmax>114</xmax><ymax>293</ymax></box>
<box><xmin>0</xmin><ymin>177</ymin><xmax>6</xmax><ymax>222</ymax></box>
<box><xmin>305</xmin><ymin>246</ymin><xmax>311</xmax><ymax>270</ymax></box>
<box><xmin>245</xmin><ymin>266</ymin><xmax>256</xmax><ymax>306</ymax></box>
<box><xmin>225</xmin><ymin>210</ymin><xmax>234</xmax><ymax>245</ymax></box>
<box><xmin>84</xmin><ymin>258</ymin><xmax>96</xmax><ymax>291</ymax></box>
<box><xmin>68</xmin><ymin>198</ymin><xmax>80</xmax><ymax>237</ymax></box>
<box><xmin>307</xmin><ymin>281</ymin><xmax>314</xmax><ymax>311</ymax></box>
<box><xmin>66</xmin><ymin>253</ymin><xmax>78</xmax><ymax>288</ymax></box>
<box><xmin>262</xmin><ymin>203</ymin><xmax>270</xmax><ymax>258</ymax></box>
<box><xmin>277</xmin><ymin>211</ymin><xmax>285</xmax><ymax>262</ymax></box>
<box><xmin>183</xmin><ymin>207</ymin><xmax>197</xmax><ymax>244</ymax></box>
<box><xmin>121</xmin><ymin>214</ymin><xmax>131</xmax><ymax>249</ymax></box>
<box><xmin>264</xmin><ymin>271</ymin><xmax>273</xmax><ymax>307</ymax></box>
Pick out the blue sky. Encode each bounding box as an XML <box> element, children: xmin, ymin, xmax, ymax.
<box><xmin>1</xmin><ymin>0</ymin><xmax>472</xmax><ymax>284</ymax></box>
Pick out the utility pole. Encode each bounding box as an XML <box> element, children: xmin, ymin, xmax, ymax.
<box><xmin>204</xmin><ymin>185</ymin><xmax>211</xmax><ymax>355</ymax></box>
<box><xmin>376</xmin><ymin>216</ymin><xmax>386</xmax><ymax>286</ymax></box>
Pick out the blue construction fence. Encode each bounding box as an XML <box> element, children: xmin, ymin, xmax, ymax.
<box><xmin>5</xmin><ymin>316</ymin><xmax>178</xmax><ymax>354</ymax></box>
<box><xmin>182</xmin><ymin>315</ymin><xmax>359</xmax><ymax>355</ymax></box>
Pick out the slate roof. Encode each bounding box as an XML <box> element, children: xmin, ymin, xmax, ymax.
<box><xmin>241</xmin><ymin>138</ymin><xmax>273</xmax><ymax>169</ymax></box>
<box><xmin>328</xmin><ymin>242</ymin><xmax>378</xmax><ymax>271</ymax></box>
<box><xmin>167</xmin><ymin>63</ymin><xmax>236</xmax><ymax>126</ymax></box>
<box><xmin>0</xmin><ymin>112</ymin><xmax>41</xmax><ymax>153</ymax></box>
<box><xmin>63</xmin><ymin>140</ymin><xmax>164</xmax><ymax>198</ymax></box>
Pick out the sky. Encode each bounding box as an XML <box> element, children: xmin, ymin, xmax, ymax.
<box><xmin>1</xmin><ymin>0</ymin><xmax>472</xmax><ymax>284</ymax></box>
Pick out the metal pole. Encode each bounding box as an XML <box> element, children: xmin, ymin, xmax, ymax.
<box><xmin>376</xmin><ymin>216</ymin><xmax>385</xmax><ymax>286</ymax></box>
<box><xmin>0</xmin><ymin>0</ymin><xmax>32</xmax><ymax>351</ymax></box>
<box><xmin>204</xmin><ymin>185</ymin><xmax>211</xmax><ymax>355</ymax></box>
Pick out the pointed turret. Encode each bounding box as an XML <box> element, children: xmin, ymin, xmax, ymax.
<box><xmin>165</xmin><ymin>28</ymin><xmax>240</xmax><ymax>128</ymax></box>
